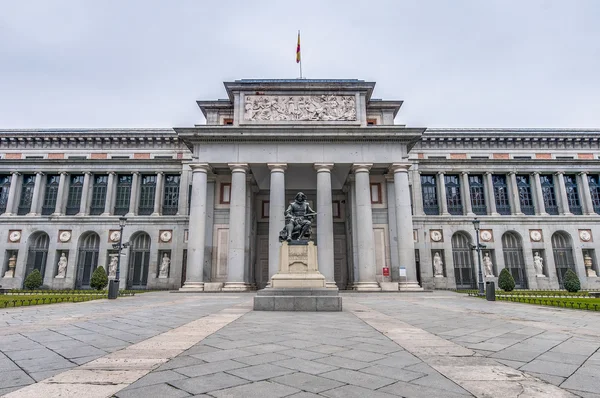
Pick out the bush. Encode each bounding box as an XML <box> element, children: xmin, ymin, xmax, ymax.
<box><xmin>563</xmin><ymin>269</ymin><xmax>581</xmax><ymax>293</ymax></box>
<box><xmin>24</xmin><ymin>269</ymin><xmax>43</xmax><ymax>290</ymax></box>
<box><xmin>498</xmin><ymin>268</ymin><xmax>515</xmax><ymax>292</ymax></box>
<box><xmin>90</xmin><ymin>266</ymin><xmax>108</xmax><ymax>291</ymax></box>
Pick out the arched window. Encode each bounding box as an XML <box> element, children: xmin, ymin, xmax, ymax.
<box><xmin>452</xmin><ymin>232</ymin><xmax>475</xmax><ymax>289</ymax></box>
<box><xmin>76</xmin><ymin>232</ymin><xmax>100</xmax><ymax>289</ymax></box>
<box><xmin>551</xmin><ymin>231</ymin><xmax>576</xmax><ymax>288</ymax></box>
<box><xmin>501</xmin><ymin>232</ymin><xmax>528</xmax><ymax>289</ymax></box>
<box><xmin>128</xmin><ymin>232</ymin><xmax>151</xmax><ymax>288</ymax></box>
<box><xmin>25</xmin><ymin>232</ymin><xmax>49</xmax><ymax>280</ymax></box>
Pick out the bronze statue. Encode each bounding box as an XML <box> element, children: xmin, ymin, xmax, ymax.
<box><xmin>279</xmin><ymin>192</ymin><xmax>317</xmax><ymax>242</ymax></box>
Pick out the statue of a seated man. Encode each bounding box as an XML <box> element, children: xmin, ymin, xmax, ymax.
<box><xmin>279</xmin><ymin>192</ymin><xmax>317</xmax><ymax>242</ymax></box>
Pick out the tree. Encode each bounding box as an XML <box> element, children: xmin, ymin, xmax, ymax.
<box><xmin>563</xmin><ymin>269</ymin><xmax>581</xmax><ymax>293</ymax></box>
<box><xmin>24</xmin><ymin>269</ymin><xmax>43</xmax><ymax>290</ymax></box>
<box><xmin>498</xmin><ymin>268</ymin><xmax>515</xmax><ymax>292</ymax></box>
<box><xmin>90</xmin><ymin>266</ymin><xmax>108</xmax><ymax>291</ymax></box>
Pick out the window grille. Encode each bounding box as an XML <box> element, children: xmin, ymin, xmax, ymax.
<box><xmin>66</xmin><ymin>175</ymin><xmax>84</xmax><ymax>215</ymax></box>
<box><xmin>90</xmin><ymin>175</ymin><xmax>108</xmax><ymax>215</ymax></box>
<box><xmin>41</xmin><ymin>175</ymin><xmax>60</xmax><ymax>215</ymax></box>
<box><xmin>0</xmin><ymin>175</ymin><xmax>11</xmax><ymax>213</ymax></box>
<box><xmin>162</xmin><ymin>175</ymin><xmax>180</xmax><ymax>215</ymax></box>
<box><xmin>564</xmin><ymin>175</ymin><xmax>582</xmax><ymax>215</ymax></box>
<box><xmin>516</xmin><ymin>175</ymin><xmax>534</xmax><ymax>215</ymax></box>
<box><xmin>421</xmin><ymin>175</ymin><xmax>439</xmax><ymax>215</ymax></box>
<box><xmin>492</xmin><ymin>175</ymin><xmax>511</xmax><ymax>215</ymax></box>
<box><xmin>589</xmin><ymin>174</ymin><xmax>600</xmax><ymax>215</ymax></box>
<box><xmin>468</xmin><ymin>175</ymin><xmax>486</xmax><ymax>215</ymax></box>
<box><xmin>18</xmin><ymin>175</ymin><xmax>36</xmax><ymax>215</ymax></box>
<box><xmin>444</xmin><ymin>175</ymin><xmax>463</xmax><ymax>215</ymax></box>
<box><xmin>114</xmin><ymin>174</ymin><xmax>132</xmax><ymax>216</ymax></box>
<box><xmin>138</xmin><ymin>175</ymin><xmax>156</xmax><ymax>215</ymax></box>
<box><xmin>540</xmin><ymin>175</ymin><xmax>558</xmax><ymax>215</ymax></box>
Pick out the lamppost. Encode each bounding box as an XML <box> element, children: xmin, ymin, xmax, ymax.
<box><xmin>471</xmin><ymin>218</ymin><xmax>486</xmax><ymax>296</ymax></box>
<box><xmin>108</xmin><ymin>217</ymin><xmax>128</xmax><ymax>299</ymax></box>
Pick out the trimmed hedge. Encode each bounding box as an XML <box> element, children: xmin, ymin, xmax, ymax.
<box><xmin>90</xmin><ymin>266</ymin><xmax>108</xmax><ymax>291</ymax></box>
<box><xmin>498</xmin><ymin>268</ymin><xmax>515</xmax><ymax>292</ymax></box>
<box><xmin>24</xmin><ymin>269</ymin><xmax>43</xmax><ymax>290</ymax></box>
<box><xmin>563</xmin><ymin>269</ymin><xmax>581</xmax><ymax>293</ymax></box>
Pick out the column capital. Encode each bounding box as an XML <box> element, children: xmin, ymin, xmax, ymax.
<box><xmin>508</xmin><ymin>171</ymin><xmax>516</xmax><ymax>176</ymax></box>
<box><xmin>157</xmin><ymin>171</ymin><xmax>164</xmax><ymax>176</ymax></box>
<box><xmin>228</xmin><ymin>163</ymin><xmax>249</xmax><ymax>173</ymax></box>
<box><xmin>10</xmin><ymin>171</ymin><xmax>21</xmax><ymax>176</ymax></box>
<box><xmin>35</xmin><ymin>171</ymin><xmax>45</xmax><ymax>176</ymax></box>
<box><xmin>83</xmin><ymin>171</ymin><xmax>93</xmax><ymax>176</ymax></box>
<box><xmin>59</xmin><ymin>171</ymin><xmax>68</xmax><ymax>176</ymax></box>
<box><xmin>578</xmin><ymin>171</ymin><xmax>589</xmax><ymax>177</ymax></box>
<box><xmin>108</xmin><ymin>171</ymin><xmax>116</xmax><ymax>176</ymax></box>
<box><xmin>352</xmin><ymin>163</ymin><xmax>372</xmax><ymax>173</ymax></box>
<box><xmin>389</xmin><ymin>163</ymin><xmax>412</xmax><ymax>174</ymax></box>
<box><xmin>268</xmin><ymin>163</ymin><xmax>287</xmax><ymax>173</ymax></box>
<box><xmin>314</xmin><ymin>163</ymin><xmax>334</xmax><ymax>172</ymax></box>
<box><xmin>132</xmin><ymin>171</ymin><xmax>140</xmax><ymax>176</ymax></box>
<box><xmin>485</xmin><ymin>171</ymin><xmax>493</xmax><ymax>176</ymax></box>
<box><xmin>554</xmin><ymin>171</ymin><xmax>564</xmax><ymax>176</ymax></box>
<box><xmin>532</xmin><ymin>171</ymin><xmax>540</xmax><ymax>176</ymax></box>
<box><xmin>437</xmin><ymin>171</ymin><xmax>445</xmax><ymax>176</ymax></box>
<box><xmin>461</xmin><ymin>171</ymin><xmax>469</xmax><ymax>176</ymax></box>
<box><xmin>190</xmin><ymin>163</ymin><xmax>212</xmax><ymax>173</ymax></box>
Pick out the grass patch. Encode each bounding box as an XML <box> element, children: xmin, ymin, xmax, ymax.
<box><xmin>497</xmin><ymin>295</ymin><xmax>600</xmax><ymax>311</ymax></box>
<box><xmin>0</xmin><ymin>294</ymin><xmax>106</xmax><ymax>308</ymax></box>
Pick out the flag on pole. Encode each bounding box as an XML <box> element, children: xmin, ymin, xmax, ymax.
<box><xmin>296</xmin><ymin>31</ymin><xmax>301</xmax><ymax>63</ymax></box>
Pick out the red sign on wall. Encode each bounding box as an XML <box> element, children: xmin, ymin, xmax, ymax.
<box><xmin>382</xmin><ymin>267</ymin><xmax>390</xmax><ymax>277</ymax></box>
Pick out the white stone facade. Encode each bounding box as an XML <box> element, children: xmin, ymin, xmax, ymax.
<box><xmin>1</xmin><ymin>79</ymin><xmax>599</xmax><ymax>291</ymax></box>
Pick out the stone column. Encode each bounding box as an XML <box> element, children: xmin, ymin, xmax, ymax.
<box><xmin>411</xmin><ymin>170</ymin><xmax>425</xmax><ymax>216</ymax></box>
<box><xmin>579</xmin><ymin>172</ymin><xmax>596</xmax><ymax>215</ymax></box>
<box><xmin>223</xmin><ymin>163</ymin><xmax>251</xmax><ymax>291</ymax></box>
<box><xmin>180</xmin><ymin>164</ymin><xmax>211</xmax><ymax>291</ymax></box>
<box><xmin>437</xmin><ymin>172</ymin><xmax>449</xmax><ymax>215</ymax></box>
<box><xmin>484</xmin><ymin>172</ymin><xmax>499</xmax><ymax>215</ymax></box>
<box><xmin>27</xmin><ymin>172</ymin><xmax>44</xmax><ymax>216</ymax></box>
<box><xmin>315</xmin><ymin>163</ymin><xmax>336</xmax><ymax>288</ymax></box>
<box><xmin>461</xmin><ymin>172</ymin><xmax>474</xmax><ymax>216</ymax></box>
<box><xmin>2</xmin><ymin>172</ymin><xmax>20</xmax><ymax>216</ymax></box>
<box><xmin>508</xmin><ymin>172</ymin><xmax>523</xmax><ymax>215</ymax></box>
<box><xmin>352</xmin><ymin>164</ymin><xmax>380</xmax><ymax>291</ymax></box>
<box><xmin>52</xmin><ymin>172</ymin><xmax>68</xmax><ymax>216</ymax></box>
<box><xmin>267</xmin><ymin>163</ymin><xmax>287</xmax><ymax>282</ymax></box>
<box><xmin>555</xmin><ymin>172</ymin><xmax>572</xmax><ymax>215</ymax></box>
<box><xmin>102</xmin><ymin>172</ymin><xmax>116</xmax><ymax>216</ymax></box>
<box><xmin>177</xmin><ymin>168</ymin><xmax>190</xmax><ymax>215</ymax></box>
<box><xmin>532</xmin><ymin>172</ymin><xmax>547</xmax><ymax>215</ymax></box>
<box><xmin>78</xmin><ymin>172</ymin><xmax>92</xmax><ymax>216</ymax></box>
<box><xmin>126</xmin><ymin>172</ymin><xmax>140</xmax><ymax>217</ymax></box>
<box><xmin>151</xmin><ymin>172</ymin><xmax>164</xmax><ymax>216</ymax></box>
<box><xmin>391</xmin><ymin>164</ymin><xmax>422</xmax><ymax>291</ymax></box>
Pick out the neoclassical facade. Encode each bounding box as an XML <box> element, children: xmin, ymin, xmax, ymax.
<box><xmin>1</xmin><ymin>79</ymin><xmax>599</xmax><ymax>291</ymax></box>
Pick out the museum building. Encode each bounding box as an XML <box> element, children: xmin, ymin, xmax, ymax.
<box><xmin>0</xmin><ymin>79</ymin><xmax>599</xmax><ymax>291</ymax></box>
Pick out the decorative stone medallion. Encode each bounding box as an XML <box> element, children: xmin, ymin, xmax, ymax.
<box><xmin>8</xmin><ymin>230</ymin><xmax>21</xmax><ymax>243</ymax></box>
<box><xmin>430</xmin><ymin>230</ymin><xmax>443</xmax><ymax>242</ymax></box>
<box><xmin>529</xmin><ymin>229</ymin><xmax>543</xmax><ymax>242</ymax></box>
<box><xmin>109</xmin><ymin>230</ymin><xmax>121</xmax><ymax>243</ymax></box>
<box><xmin>159</xmin><ymin>230</ymin><xmax>173</xmax><ymax>243</ymax></box>
<box><xmin>58</xmin><ymin>230</ymin><xmax>72</xmax><ymax>243</ymax></box>
<box><xmin>480</xmin><ymin>229</ymin><xmax>493</xmax><ymax>242</ymax></box>
<box><xmin>579</xmin><ymin>229</ymin><xmax>593</xmax><ymax>242</ymax></box>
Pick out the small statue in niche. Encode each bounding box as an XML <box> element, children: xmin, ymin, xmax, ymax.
<box><xmin>433</xmin><ymin>252</ymin><xmax>444</xmax><ymax>277</ymax></box>
<box><xmin>4</xmin><ymin>254</ymin><xmax>17</xmax><ymax>278</ymax></box>
<box><xmin>108</xmin><ymin>255</ymin><xmax>118</xmax><ymax>278</ymax></box>
<box><xmin>483</xmin><ymin>252</ymin><xmax>494</xmax><ymax>277</ymax></box>
<box><xmin>584</xmin><ymin>253</ymin><xmax>597</xmax><ymax>277</ymax></box>
<box><xmin>159</xmin><ymin>253</ymin><xmax>170</xmax><ymax>278</ymax></box>
<box><xmin>56</xmin><ymin>253</ymin><xmax>68</xmax><ymax>278</ymax></box>
<box><xmin>533</xmin><ymin>252</ymin><xmax>545</xmax><ymax>276</ymax></box>
<box><xmin>279</xmin><ymin>192</ymin><xmax>317</xmax><ymax>242</ymax></box>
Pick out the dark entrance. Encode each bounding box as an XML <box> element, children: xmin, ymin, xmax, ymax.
<box><xmin>452</xmin><ymin>232</ymin><xmax>476</xmax><ymax>289</ymax></box>
<box><xmin>25</xmin><ymin>232</ymin><xmax>49</xmax><ymax>283</ymax></box>
<box><xmin>552</xmin><ymin>231</ymin><xmax>576</xmax><ymax>288</ymax></box>
<box><xmin>76</xmin><ymin>232</ymin><xmax>100</xmax><ymax>289</ymax></box>
<box><xmin>501</xmin><ymin>232</ymin><xmax>528</xmax><ymax>289</ymax></box>
<box><xmin>128</xmin><ymin>233</ymin><xmax>151</xmax><ymax>288</ymax></box>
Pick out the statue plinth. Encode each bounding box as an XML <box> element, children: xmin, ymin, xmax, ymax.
<box><xmin>270</xmin><ymin>241</ymin><xmax>325</xmax><ymax>288</ymax></box>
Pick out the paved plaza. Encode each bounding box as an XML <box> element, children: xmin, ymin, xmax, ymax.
<box><xmin>0</xmin><ymin>292</ymin><xmax>599</xmax><ymax>397</ymax></box>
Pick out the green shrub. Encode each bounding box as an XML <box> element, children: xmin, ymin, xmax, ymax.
<box><xmin>563</xmin><ymin>269</ymin><xmax>581</xmax><ymax>293</ymax></box>
<box><xmin>90</xmin><ymin>266</ymin><xmax>108</xmax><ymax>291</ymax></box>
<box><xmin>24</xmin><ymin>269</ymin><xmax>43</xmax><ymax>290</ymax></box>
<box><xmin>498</xmin><ymin>268</ymin><xmax>515</xmax><ymax>292</ymax></box>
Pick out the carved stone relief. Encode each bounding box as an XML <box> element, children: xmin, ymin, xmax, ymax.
<box><xmin>243</xmin><ymin>95</ymin><xmax>356</xmax><ymax>121</ymax></box>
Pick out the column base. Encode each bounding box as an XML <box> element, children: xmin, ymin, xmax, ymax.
<box><xmin>179</xmin><ymin>282</ymin><xmax>204</xmax><ymax>292</ymax></box>
<box><xmin>399</xmin><ymin>281</ymin><xmax>424</xmax><ymax>291</ymax></box>
<box><xmin>353</xmin><ymin>282</ymin><xmax>381</xmax><ymax>292</ymax></box>
<box><xmin>50</xmin><ymin>212</ymin><xmax>63</xmax><ymax>217</ymax></box>
<box><xmin>325</xmin><ymin>282</ymin><xmax>338</xmax><ymax>289</ymax></box>
<box><xmin>100</xmin><ymin>212</ymin><xmax>111</xmax><ymax>216</ymax></box>
<box><xmin>26</xmin><ymin>213</ymin><xmax>39</xmax><ymax>216</ymax></box>
<box><xmin>0</xmin><ymin>213</ymin><xmax>13</xmax><ymax>217</ymax></box>
<box><xmin>222</xmin><ymin>282</ymin><xmax>253</xmax><ymax>292</ymax></box>
<box><xmin>125</xmin><ymin>212</ymin><xmax>135</xmax><ymax>217</ymax></box>
<box><xmin>466</xmin><ymin>212</ymin><xmax>476</xmax><ymax>217</ymax></box>
<box><xmin>150</xmin><ymin>212</ymin><xmax>160</xmax><ymax>216</ymax></box>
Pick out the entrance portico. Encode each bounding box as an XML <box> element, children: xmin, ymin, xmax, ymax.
<box><xmin>177</xmin><ymin>79</ymin><xmax>425</xmax><ymax>291</ymax></box>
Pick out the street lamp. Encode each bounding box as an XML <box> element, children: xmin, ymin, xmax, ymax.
<box><xmin>108</xmin><ymin>217</ymin><xmax>127</xmax><ymax>300</ymax></box>
<box><xmin>471</xmin><ymin>218</ymin><xmax>486</xmax><ymax>296</ymax></box>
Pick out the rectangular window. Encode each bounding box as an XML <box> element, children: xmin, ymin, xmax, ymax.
<box><xmin>188</xmin><ymin>184</ymin><xmax>192</xmax><ymax>215</ymax></box>
<box><xmin>444</xmin><ymin>175</ymin><xmax>463</xmax><ymax>215</ymax></box>
<box><xmin>516</xmin><ymin>174</ymin><xmax>535</xmax><ymax>215</ymax></box>
<box><xmin>589</xmin><ymin>174</ymin><xmax>600</xmax><ymax>215</ymax></box>
<box><xmin>220</xmin><ymin>183</ymin><xmax>231</xmax><ymax>204</ymax></box>
<box><xmin>114</xmin><ymin>174</ymin><xmax>132</xmax><ymax>216</ymax></box>
<box><xmin>492</xmin><ymin>175</ymin><xmax>511</xmax><ymax>215</ymax></box>
<box><xmin>162</xmin><ymin>174</ymin><xmax>180</xmax><ymax>215</ymax></box>
<box><xmin>421</xmin><ymin>175</ymin><xmax>439</xmax><ymax>215</ymax></box>
<box><xmin>367</xmin><ymin>118</ymin><xmax>377</xmax><ymax>126</ymax></box>
<box><xmin>262</xmin><ymin>200</ymin><xmax>270</xmax><ymax>218</ymax></box>
<box><xmin>223</xmin><ymin>118</ymin><xmax>233</xmax><ymax>125</ymax></box>
<box><xmin>66</xmin><ymin>175</ymin><xmax>84</xmax><ymax>215</ymax></box>
<box><xmin>468</xmin><ymin>175</ymin><xmax>487</xmax><ymax>215</ymax></box>
<box><xmin>90</xmin><ymin>175</ymin><xmax>108</xmax><ymax>215</ymax></box>
<box><xmin>370</xmin><ymin>183</ymin><xmax>382</xmax><ymax>204</ymax></box>
<box><xmin>138</xmin><ymin>174</ymin><xmax>156</xmax><ymax>215</ymax></box>
<box><xmin>18</xmin><ymin>175</ymin><xmax>36</xmax><ymax>215</ymax></box>
<box><xmin>564</xmin><ymin>175</ymin><xmax>582</xmax><ymax>215</ymax></box>
<box><xmin>0</xmin><ymin>175</ymin><xmax>11</xmax><ymax>214</ymax></box>
<box><xmin>540</xmin><ymin>175</ymin><xmax>558</xmax><ymax>215</ymax></box>
<box><xmin>41</xmin><ymin>175</ymin><xmax>60</xmax><ymax>215</ymax></box>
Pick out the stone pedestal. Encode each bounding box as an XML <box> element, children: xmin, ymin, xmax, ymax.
<box><xmin>254</xmin><ymin>241</ymin><xmax>341</xmax><ymax>311</ymax></box>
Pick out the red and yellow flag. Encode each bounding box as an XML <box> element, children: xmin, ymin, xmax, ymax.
<box><xmin>296</xmin><ymin>31</ymin><xmax>301</xmax><ymax>63</ymax></box>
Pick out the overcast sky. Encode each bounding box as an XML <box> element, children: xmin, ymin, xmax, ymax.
<box><xmin>1</xmin><ymin>0</ymin><xmax>599</xmax><ymax>129</ymax></box>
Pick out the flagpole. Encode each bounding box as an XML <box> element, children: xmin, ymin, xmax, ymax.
<box><xmin>297</xmin><ymin>30</ymin><xmax>303</xmax><ymax>79</ymax></box>
<box><xmin>299</xmin><ymin>58</ymin><xmax>303</xmax><ymax>79</ymax></box>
